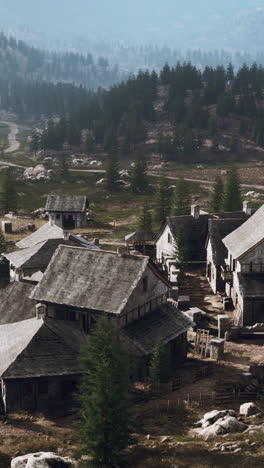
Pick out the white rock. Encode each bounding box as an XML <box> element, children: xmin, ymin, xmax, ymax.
<box><xmin>202</xmin><ymin>409</ymin><xmax>235</xmax><ymax>424</ymax></box>
<box><xmin>199</xmin><ymin>423</ymin><xmax>226</xmax><ymax>440</ymax></box>
<box><xmin>96</xmin><ymin>178</ymin><xmax>106</xmax><ymax>186</ymax></box>
<box><xmin>11</xmin><ymin>452</ymin><xmax>77</xmax><ymax>468</ymax></box>
<box><xmin>217</xmin><ymin>416</ymin><xmax>247</xmax><ymax>433</ymax></box>
<box><xmin>240</xmin><ymin>402</ymin><xmax>259</xmax><ymax>417</ymax></box>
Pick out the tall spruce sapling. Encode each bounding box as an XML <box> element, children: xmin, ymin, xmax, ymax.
<box><xmin>172</xmin><ymin>178</ymin><xmax>190</xmax><ymax>216</ymax></box>
<box><xmin>0</xmin><ymin>168</ymin><xmax>17</xmax><ymax>213</ymax></box>
<box><xmin>138</xmin><ymin>202</ymin><xmax>153</xmax><ymax>232</ymax></box>
<box><xmin>78</xmin><ymin>318</ymin><xmax>131</xmax><ymax>465</ymax></box>
<box><xmin>105</xmin><ymin>154</ymin><xmax>120</xmax><ymax>192</ymax></box>
<box><xmin>174</xmin><ymin>226</ymin><xmax>190</xmax><ymax>265</ymax></box>
<box><xmin>131</xmin><ymin>153</ymin><xmax>148</xmax><ymax>193</ymax></box>
<box><xmin>210</xmin><ymin>175</ymin><xmax>224</xmax><ymax>213</ymax></box>
<box><xmin>154</xmin><ymin>174</ymin><xmax>172</xmax><ymax>225</ymax></box>
<box><xmin>222</xmin><ymin>167</ymin><xmax>242</xmax><ymax>212</ymax></box>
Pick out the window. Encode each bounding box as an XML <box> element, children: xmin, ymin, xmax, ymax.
<box><xmin>56</xmin><ymin>214</ymin><xmax>61</xmax><ymax>220</ymax></box>
<box><xmin>249</xmin><ymin>262</ymin><xmax>253</xmax><ymax>273</ymax></box>
<box><xmin>168</xmin><ymin>233</ymin><xmax>172</xmax><ymax>244</ymax></box>
<box><xmin>142</xmin><ymin>277</ymin><xmax>148</xmax><ymax>292</ymax></box>
<box><xmin>233</xmin><ymin>259</ymin><xmax>236</xmax><ymax>271</ymax></box>
<box><xmin>38</xmin><ymin>381</ymin><xmax>49</xmax><ymax>395</ymax></box>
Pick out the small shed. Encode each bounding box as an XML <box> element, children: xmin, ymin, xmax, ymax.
<box><xmin>125</xmin><ymin>230</ymin><xmax>156</xmax><ymax>257</ymax></box>
<box><xmin>45</xmin><ymin>195</ymin><xmax>89</xmax><ymax>229</ymax></box>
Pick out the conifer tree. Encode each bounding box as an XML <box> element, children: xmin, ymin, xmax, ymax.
<box><xmin>222</xmin><ymin>168</ymin><xmax>242</xmax><ymax>212</ymax></box>
<box><xmin>138</xmin><ymin>202</ymin><xmax>152</xmax><ymax>232</ymax></box>
<box><xmin>172</xmin><ymin>178</ymin><xmax>190</xmax><ymax>216</ymax></box>
<box><xmin>61</xmin><ymin>154</ymin><xmax>69</xmax><ymax>180</ymax></box>
<box><xmin>149</xmin><ymin>339</ymin><xmax>170</xmax><ymax>383</ymax></box>
<box><xmin>210</xmin><ymin>176</ymin><xmax>224</xmax><ymax>212</ymax></box>
<box><xmin>0</xmin><ymin>168</ymin><xmax>17</xmax><ymax>213</ymax></box>
<box><xmin>131</xmin><ymin>154</ymin><xmax>148</xmax><ymax>193</ymax></box>
<box><xmin>78</xmin><ymin>318</ymin><xmax>130</xmax><ymax>465</ymax></box>
<box><xmin>154</xmin><ymin>175</ymin><xmax>172</xmax><ymax>225</ymax></box>
<box><xmin>175</xmin><ymin>226</ymin><xmax>190</xmax><ymax>264</ymax></box>
<box><xmin>105</xmin><ymin>154</ymin><xmax>120</xmax><ymax>192</ymax></box>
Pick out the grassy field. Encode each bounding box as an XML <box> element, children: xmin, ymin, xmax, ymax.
<box><xmin>9</xmin><ymin>172</ymin><xmax>210</xmax><ymax>243</ymax></box>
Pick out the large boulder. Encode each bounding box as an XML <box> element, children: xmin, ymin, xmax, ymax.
<box><xmin>194</xmin><ymin>411</ymin><xmax>247</xmax><ymax>440</ymax></box>
<box><xmin>11</xmin><ymin>452</ymin><xmax>77</xmax><ymax>468</ymax></box>
<box><xmin>195</xmin><ymin>409</ymin><xmax>235</xmax><ymax>427</ymax></box>
<box><xmin>240</xmin><ymin>402</ymin><xmax>259</xmax><ymax>417</ymax></box>
<box><xmin>217</xmin><ymin>416</ymin><xmax>247</xmax><ymax>433</ymax></box>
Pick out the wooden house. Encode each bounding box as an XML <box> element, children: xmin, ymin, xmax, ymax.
<box><xmin>206</xmin><ymin>218</ymin><xmax>248</xmax><ymax>294</ymax></box>
<box><xmin>0</xmin><ymin>247</ymin><xmax>193</xmax><ymax>412</ymax></box>
<box><xmin>222</xmin><ymin>205</ymin><xmax>264</xmax><ymax>326</ymax></box>
<box><xmin>45</xmin><ymin>195</ymin><xmax>89</xmax><ymax>229</ymax></box>
<box><xmin>5</xmin><ymin>237</ymin><xmax>98</xmax><ymax>283</ymax></box>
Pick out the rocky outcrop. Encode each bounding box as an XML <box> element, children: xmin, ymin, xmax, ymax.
<box><xmin>11</xmin><ymin>452</ymin><xmax>77</xmax><ymax>467</ymax></box>
<box><xmin>193</xmin><ymin>409</ymin><xmax>248</xmax><ymax>440</ymax></box>
<box><xmin>22</xmin><ymin>165</ymin><xmax>53</xmax><ymax>181</ymax></box>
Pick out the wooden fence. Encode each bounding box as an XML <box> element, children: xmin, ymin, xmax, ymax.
<box><xmin>139</xmin><ymin>390</ymin><xmax>258</xmax><ymax>416</ymax></box>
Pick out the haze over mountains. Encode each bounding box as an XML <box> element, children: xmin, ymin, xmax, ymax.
<box><xmin>1</xmin><ymin>0</ymin><xmax>264</xmax><ymax>52</ymax></box>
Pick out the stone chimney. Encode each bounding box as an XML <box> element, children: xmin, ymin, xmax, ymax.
<box><xmin>191</xmin><ymin>204</ymin><xmax>200</xmax><ymax>219</ymax></box>
<box><xmin>36</xmin><ymin>303</ymin><xmax>47</xmax><ymax>320</ymax></box>
<box><xmin>243</xmin><ymin>201</ymin><xmax>252</xmax><ymax>216</ymax></box>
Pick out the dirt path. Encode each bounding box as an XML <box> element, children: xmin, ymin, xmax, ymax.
<box><xmin>0</xmin><ymin>121</ymin><xmax>20</xmax><ymax>153</ymax></box>
<box><xmin>71</xmin><ymin>168</ymin><xmax>264</xmax><ymax>191</ymax></box>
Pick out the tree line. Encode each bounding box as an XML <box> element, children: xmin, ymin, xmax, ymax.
<box><xmin>25</xmin><ymin>61</ymin><xmax>264</xmax><ymax>161</ymax></box>
<box><xmin>0</xmin><ymin>32</ymin><xmax>123</xmax><ymax>89</ymax></box>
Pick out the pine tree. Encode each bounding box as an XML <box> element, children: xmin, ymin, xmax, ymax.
<box><xmin>174</xmin><ymin>226</ymin><xmax>190</xmax><ymax>264</ymax></box>
<box><xmin>78</xmin><ymin>318</ymin><xmax>130</xmax><ymax>465</ymax></box>
<box><xmin>61</xmin><ymin>154</ymin><xmax>69</xmax><ymax>180</ymax></box>
<box><xmin>131</xmin><ymin>154</ymin><xmax>148</xmax><ymax>193</ymax></box>
<box><xmin>149</xmin><ymin>339</ymin><xmax>170</xmax><ymax>383</ymax></box>
<box><xmin>86</xmin><ymin>133</ymin><xmax>95</xmax><ymax>153</ymax></box>
<box><xmin>210</xmin><ymin>176</ymin><xmax>224</xmax><ymax>212</ymax></box>
<box><xmin>0</xmin><ymin>168</ymin><xmax>17</xmax><ymax>213</ymax></box>
<box><xmin>154</xmin><ymin>175</ymin><xmax>172</xmax><ymax>225</ymax></box>
<box><xmin>138</xmin><ymin>202</ymin><xmax>152</xmax><ymax>231</ymax></box>
<box><xmin>105</xmin><ymin>154</ymin><xmax>120</xmax><ymax>191</ymax></box>
<box><xmin>172</xmin><ymin>178</ymin><xmax>190</xmax><ymax>216</ymax></box>
<box><xmin>222</xmin><ymin>168</ymin><xmax>242</xmax><ymax>212</ymax></box>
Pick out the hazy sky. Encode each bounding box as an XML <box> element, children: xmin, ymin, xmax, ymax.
<box><xmin>0</xmin><ymin>1</ymin><xmax>263</xmax><ymax>49</ymax></box>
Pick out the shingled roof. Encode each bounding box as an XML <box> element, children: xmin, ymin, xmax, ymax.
<box><xmin>0</xmin><ymin>282</ymin><xmax>36</xmax><ymax>325</ymax></box>
<box><xmin>16</xmin><ymin>223</ymin><xmax>64</xmax><ymax>249</ymax></box>
<box><xmin>125</xmin><ymin>230</ymin><xmax>156</xmax><ymax>244</ymax></box>
<box><xmin>207</xmin><ymin>218</ymin><xmax>247</xmax><ymax>265</ymax></box>
<box><xmin>122</xmin><ymin>303</ymin><xmax>193</xmax><ymax>355</ymax></box>
<box><xmin>45</xmin><ymin>195</ymin><xmax>88</xmax><ymax>212</ymax></box>
<box><xmin>0</xmin><ymin>317</ymin><xmax>87</xmax><ymax>379</ymax></box>
<box><xmin>31</xmin><ymin>246</ymin><xmax>151</xmax><ymax>314</ymax></box>
<box><xmin>223</xmin><ymin>205</ymin><xmax>264</xmax><ymax>259</ymax></box>
<box><xmin>5</xmin><ymin>238</ymin><xmax>97</xmax><ymax>272</ymax></box>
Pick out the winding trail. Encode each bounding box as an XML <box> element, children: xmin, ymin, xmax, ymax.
<box><xmin>70</xmin><ymin>168</ymin><xmax>264</xmax><ymax>192</ymax></box>
<box><xmin>0</xmin><ymin>121</ymin><xmax>20</xmax><ymax>153</ymax></box>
